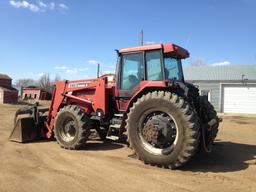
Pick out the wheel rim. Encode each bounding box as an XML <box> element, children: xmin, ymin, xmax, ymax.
<box><xmin>138</xmin><ymin>111</ymin><xmax>178</xmax><ymax>155</ymax></box>
<box><xmin>60</xmin><ymin>117</ymin><xmax>77</xmax><ymax>142</ymax></box>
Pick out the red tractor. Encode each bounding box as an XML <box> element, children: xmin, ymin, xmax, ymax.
<box><xmin>10</xmin><ymin>43</ymin><xmax>220</xmax><ymax>168</ymax></box>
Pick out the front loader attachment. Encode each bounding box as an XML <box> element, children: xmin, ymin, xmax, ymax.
<box><xmin>9</xmin><ymin>103</ymin><xmax>48</xmax><ymax>143</ymax></box>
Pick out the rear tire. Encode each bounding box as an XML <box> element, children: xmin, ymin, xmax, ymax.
<box><xmin>198</xmin><ymin>96</ymin><xmax>219</xmax><ymax>151</ymax></box>
<box><xmin>202</xmin><ymin>98</ymin><xmax>219</xmax><ymax>140</ymax></box>
<box><xmin>126</xmin><ymin>91</ymin><xmax>200</xmax><ymax>168</ymax></box>
<box><xmin>54</xmin><ymin>105</ymin><xmax>91</xmax><ymax>150</ymax></box>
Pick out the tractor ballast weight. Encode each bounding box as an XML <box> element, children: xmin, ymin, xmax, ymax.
<box><xmin>10</xmin><ymin>43</ymin><xmax>221</xmax><ymax>168</ymax></box>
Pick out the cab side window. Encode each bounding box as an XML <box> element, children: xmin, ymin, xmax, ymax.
<box><xmin>120</xmin><ymin>53</ymin><xmax>144</xmax><ymax>90</ymax></box>
<box><xmin>164</xmin><ymin>57</ymin><xmax>183</xmax><ymax>80</ymax></box>
<box><xmin>146</xmin><ymin>50</ymin><xmax>163</xmax><ymax>80</ymax></box>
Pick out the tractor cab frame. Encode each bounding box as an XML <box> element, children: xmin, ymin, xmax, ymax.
<box><xmin>114</xmin><ymin>44</ymin><xmax>189</xmax><ymax>112</ymax></box>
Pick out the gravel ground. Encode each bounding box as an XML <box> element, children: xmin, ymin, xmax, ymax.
<box><xmin>0</xmin><ymin>103</ymin><xmax>255</xmax><ymax>192</ymax></box>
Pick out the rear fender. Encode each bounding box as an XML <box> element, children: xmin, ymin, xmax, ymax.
<box><xmin>123</xmin><ymin>81</ymin><xmax>172</xmax><ymax>112</ymax></box>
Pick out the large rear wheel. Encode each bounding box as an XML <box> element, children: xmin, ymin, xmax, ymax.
<box><xmin>54</xmin><ymin>105</ymin><xmax>91</xmax><ymax>150</ymax></box>
<box><xmin>198</xmin><ymin>96</ymin><xmax>219</xmax><ymax>152</ymax></box>
<box><xmin>126</xmin><ymin>91</ymin><xmax>200</xmax><ymax>168</ymax></box>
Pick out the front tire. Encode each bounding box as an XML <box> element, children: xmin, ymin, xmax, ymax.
<box><xmin>126</xmin><ymin>91</ymin><xmax>200</xmax><ymax>168</ymax></box>
<box><xmin>54</xmin><ymin>105</ymin><xmax>91</xmax><ymax>150</ymax></box>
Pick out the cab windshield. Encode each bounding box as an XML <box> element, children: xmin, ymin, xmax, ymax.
<box><xmin>163</xmin><ymin>56</ymin><xmax>183</xmax><ymax>81</ymax></box>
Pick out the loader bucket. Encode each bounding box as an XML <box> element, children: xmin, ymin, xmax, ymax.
<box><xmin>9</xmin><ymin>115</ymin><xmax>47</xmax><ymax>143</ymax></box>
<box><xmin>9</xmin><ymin>103</ymin><xmax>48</xmax><ymax>143</ymax></box>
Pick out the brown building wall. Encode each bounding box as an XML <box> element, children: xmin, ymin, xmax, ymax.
<box><xmin>0</xmin><ymin>79</ymin><xmax>11</xmax><ymax>87</ymax></box>
<box><xmin>3</xmin><ymin>90</ymin><xmax>18</xmax><ymax>103</ymax></box>
<box><xmin>40</xmin><ymin>91</ymin><xmax>52</xmax><ymax>100</ymax></box>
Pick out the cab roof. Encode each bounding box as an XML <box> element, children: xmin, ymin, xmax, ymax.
<box><xmin>119</xmin><ymin>44</ymin><xmax>189</xmax><ymax>59</ymax></box>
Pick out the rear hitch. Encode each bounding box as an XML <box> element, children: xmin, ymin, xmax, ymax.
<box><xmin>9</xmin><ymin>102</ymin><xmax>49</xmax><ymax>143</ymax></box>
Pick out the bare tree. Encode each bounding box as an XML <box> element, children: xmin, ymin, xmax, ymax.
<box><xmin>190</xmin><ymin>59</ymin><xmax>206</xmax><ymax>66</ymax></box>
<box><xmin>38</xmin><ymin>73</ymin><xmax>52</xmax><ymax>93</ymax></box>
<box><xmin>15</xmin><ymin>78</ymin><xmax>37</xmax><ymax>97</ymax></box>
<box><xmin>15</xmin><ymin>78</ymin><xmax>36</xmax><ymax>88</ymax></box>
<box><xmin>16</xmin><ymin>74</ymin><xmax>61</xmax><ymax>95</ymax></box>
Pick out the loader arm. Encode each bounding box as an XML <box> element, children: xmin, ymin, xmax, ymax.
<box><xmin>45</xmin><ymin>77</ymin><xmax>109</xmax><ymax>138</ymax></box>
<box><xmin>45</xmin><ymin>81</ymin><xmax>67</xmax><ymax>138</ymax></box>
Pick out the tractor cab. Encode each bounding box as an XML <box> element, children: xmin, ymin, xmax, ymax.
<box><xmin>115</xmin><ymin>44</ymin><xmax>189</xmax><ymax>107</ymax></box>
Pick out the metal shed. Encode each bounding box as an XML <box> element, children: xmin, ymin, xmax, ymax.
<box><xmin>183</xmin><ymin>65</ymin><xmax>256</xmax><ymax>114</ymax></box>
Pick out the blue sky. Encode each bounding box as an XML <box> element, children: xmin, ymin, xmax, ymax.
<box><xmin>0</xmin><ymin>0</ymin><xmax>256</xmax><ymax>82</ymax></box>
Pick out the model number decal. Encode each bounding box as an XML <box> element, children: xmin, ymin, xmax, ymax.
<box><xmin>68</xmin><ymin>82</ymin><xmax>88</xmax><ymax>88</ymax></box>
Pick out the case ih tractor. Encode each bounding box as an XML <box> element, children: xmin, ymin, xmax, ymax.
<box><xmin>10</xmin><ymin>43</ymin><xmax>220</xmax><ymax>169</ymax></box>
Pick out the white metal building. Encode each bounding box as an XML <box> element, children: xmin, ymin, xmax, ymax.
<box><xmin>183</xmin><ymin>65</ymin><xmax>256</xmax><ymax>114</ymax></box>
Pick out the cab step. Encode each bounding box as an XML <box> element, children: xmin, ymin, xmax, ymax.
<box><xmin>106</xmin><ymin>135</ymin><xmax>119</xmax><ymax>141</ymax></box>
<box><xmin>106</xmin><ymin>113</ymin><xmax>124</xmax><ymax>140</ymax></box>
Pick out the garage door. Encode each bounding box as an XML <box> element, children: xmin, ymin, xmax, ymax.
<box><xmin>223</xmin><ymin>85</ymin><xmax>256</xmax><ymax>114</ymax></box>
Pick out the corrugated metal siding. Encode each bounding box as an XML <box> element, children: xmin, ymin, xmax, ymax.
<box><xmin>183</xmin><ymin>65</ymin><xmax>256</xmax><ymax>81</ymax></box>
<box><xmin>193</xmin><ymin>82</ymin><xmax>221</xmax><ymax>112</ymax></box>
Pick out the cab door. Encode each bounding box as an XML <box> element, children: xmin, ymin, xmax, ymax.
<box><xmin>117</xmin><ymin>52</ymin><xmax>144</xmax><ymax>97</ymax></box>
<box><xmin>115</xmin><ymin>49</ymin><xmax>165</xmax><ymax>111</ymax></box>
<box><xmin>115</xmin><ymin>52</ymin><xmax>144</xmax><ymax>110</ymax></box>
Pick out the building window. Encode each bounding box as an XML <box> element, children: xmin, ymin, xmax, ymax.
<box><xmin>34</xmin><ymin>94</ymin><xmax>37</xmax><ymax>99</ymax></box>
<box><xmin>200</xmin><ymin>90</ymin><xmax>211</xmax><ymax>101</ymax></box>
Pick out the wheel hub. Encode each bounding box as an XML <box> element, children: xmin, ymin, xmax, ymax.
<box><xmin>142</xmin><ymin>122</ymin><xmax>159</xmax><ymax>143</ymax></box>
<box><xmin>61</xmin><ymin>120</ymin><xmax>76</xmax><ymax>142</ymax></box>
<box><xmin>141</xmin><ymin>112</ymin><xmax>177</xmax><ymax>149</ymax></box>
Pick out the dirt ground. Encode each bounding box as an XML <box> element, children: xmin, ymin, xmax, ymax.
<box><xmin>0</xmin><ymin>103</ymin><xmax>255</xmax><ymax>192</ymax></box>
